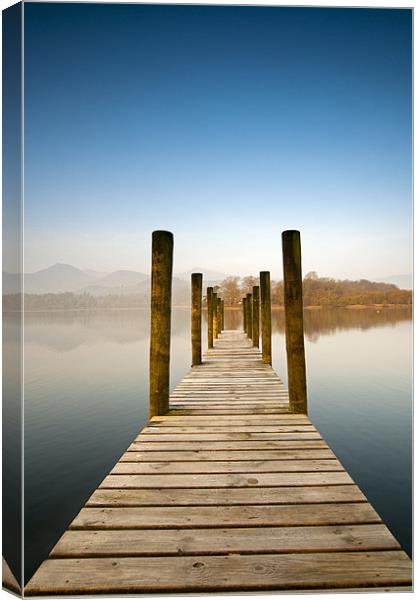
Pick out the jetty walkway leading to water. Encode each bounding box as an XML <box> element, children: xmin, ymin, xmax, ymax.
<box><xmin>26</xmin><ymin>330</ymin><xmax>411</xmax><ymax>594</ymax></box>
<box><xmin>23</xmin><ymin>230</ymin><xmax>411</xmax><ymax>595</ymax></box>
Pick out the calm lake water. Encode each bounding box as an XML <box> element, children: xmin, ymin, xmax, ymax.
<box><xmin>8</xmin><ymin>307</ymin><xmax>412</xmax><ymax>582</ymax></box>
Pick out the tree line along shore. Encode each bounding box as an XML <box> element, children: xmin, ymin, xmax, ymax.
<box><xmin>2</xmin><ymin>273</ymin><xmax>411</xmax><ymax>311</ymax></box>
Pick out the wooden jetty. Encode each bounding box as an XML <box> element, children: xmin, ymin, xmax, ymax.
<box><xmin>25</xmin><ymin>330</ymin><xmax>412</xmax><ymax>594</ymax></box>
<box><xmin>24</xmin><ymin>230</ymin><xmax>412</xmax><ymax>595</ymax></box>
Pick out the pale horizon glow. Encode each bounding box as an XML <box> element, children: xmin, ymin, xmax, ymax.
<box><xmin>21</xmin><ymin>224</ymin><xmax>412</xmax><ymax>282</ymax></box>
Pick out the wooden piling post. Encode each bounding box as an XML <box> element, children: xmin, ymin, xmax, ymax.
<box><xmin>221</xmin><ymin>300</ymin><xmax>225</xmax><ymax>330</ymax></box>
<box><xmin>191</xmin><ymin>273</ymin><xmax>202</xmax><ymax>366</ymax></box>
<box><xmin>282</xmin><ymin>230</ymin><xmax>307</xmax><ymax>414</ymax></box>
<box><xmin>212</xmin><ymin>293</ymin><xmax>218</xmax><ymax>338</ymax></box>
<box><xmin>246</xmin><ymin>292</ymin><xmax>252</xmax><ymax>339</ymax></box>
<box><xmin>242</xmin><ymin>297</ymin><xmax>247</xmax><ymax>332</ymax></box>
<box><xmin>260</xmin><ymin>271</ymin><xmax>272</xmax><ymax>364</ymax></box>
<box><xmin>149</xmin><ymin>230</ymin><xmax>173</xmax><ymax>417</ymax></box>
<box><xmin>207</xmin><ymin>287</ymin><xmax>213</xmax><ymax>349</ymax></box>
<box><xmin>252</xmin><ymin>286</ymin><xmax>260</xmax><ymax>347</ymax></box>
<box><xmin>217</xmin><ymin>297</ymin><xmax>222</xmax><ymax>335</ymax></box>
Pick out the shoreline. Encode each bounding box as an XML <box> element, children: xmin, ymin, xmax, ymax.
<box><xmin>3</xmin><ymin>303</ymin><xmax>412</xmax><ymax>314</ymax></box>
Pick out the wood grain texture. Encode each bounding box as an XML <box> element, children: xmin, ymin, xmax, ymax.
<box><xmin>149</xmin><ymin>230</ymin><xmax>173</xmax><ymax>417</ymax></box>
<box><xmin>120</xmin><ymin>449</ymin><xmax>336</xmax><ymax>461</ymax></box>
<box><xmin>51</xmin><ymin>524</ymin><xmax>399</xmax><ymax>557</ymax></box>
<box><xmin>191</xmin><ymin>273</ymin><xmax>202</xmax><ymax>366</ymax></box>
<box><xmin>100</xmin><ymin>471</ymin><xmax>353</xmax><ymax>488</ymax></box>
<box><xmin>25</xmin><ymin>552</ymin><xmax>412</xmax><ymax>595</ymax></box>
<box><xmin>87</xmin><ymin>485</ymin><xmax>368</xmax><ymax>507</ymax></box>
<box><xmin>260</xmin><ymin>270</ymin><xmax>272</xmax><ymax>364</ymax></box>
<box><xmin>143</xmin><ymin>424</ymin><xmax>316</xmax><ymax>432</ymax></box>
<box><xmin>70</xmin><ymin>503</ymin><xmax>381</xmax><ymax>530</ymax></box>
<box><xmin>111</xmin><ymin>459</ymin><xmax>344</xmax><ymax>474</ymax></box>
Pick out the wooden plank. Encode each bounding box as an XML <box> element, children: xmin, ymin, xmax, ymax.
<box><xmin>176</xmin><ymin>382</ymin><xmax>284</xmax><ymax>385</ymax></box>
<box><xmin>169</xmin><ymin>401</ymin><xmax>290</xmax><ymax>404</ymax></box>
<box><xmin>142</xmin><ymin>425</ymin><xmax>316</xmax><ymax>433</ymax></box>
<box><xmin>151</xmin><ymin>415</ymin><xmax>309</xmax><ymax>422</ymax></box>
<box><xmin>169</xmin><ymin>404</ymin><xmax>290</xmax><ymax>408</ymax></box>
<box><xmin>175</xmin><ymin>377</ymin><xmax>284</xmax><ymax>380</ymax></box>
<box><xmin>169</xmin><ymin>400</ymin><xmax>287</xmax><ymax>404</ymax></box>
<box><xmin>169</xmin><ymin>401</ymin><xmax>290</xmax><ymax>406</ymax></box>
<box><xmin>171</xmin><ymin>387</ymin><xmax>287</xmax><ymax>391</ymax></box>
<box><xmin>129</xmin><ymin>440</ymin><xmax>330</xmax><ymax>451</ymax></box>
<box><xmin>170</xmin><ymin>395</ymin><xmax>288</xmax><ymax>397</ymax></box>
<box><xmin>111</xmin><ymin>459</ymin><xmax>344</xmax><ymax>474</ymax></box>
<box><xmin>87</xmin><ymin>485</ymin><xmax>368</xmax><ymax>507</ymax></box>
<box><xmin>174</xmin><ymin>377</ymin><xmax>284</xmax><ymax>379</ymax></box>
<box><xmin>151</xmin><ymin>414</ymin><xmax>305</xmax><ymax>420</ymax></box>
<box><xmin>51</xmin><ymin>524</ymin><xmax>399</xmax><ymax>557</ymax></box>
<box><xmin>169</xmin><ymin>408</ymin><xmax>291</xmax><ymax>413</ymax></box>
<box><xmin>135</xmin><ymin>433</ymin><xmax>322</xmax><ymax>441</ymax></box>
<box><xmin>170</xmin><ymin>398</ymin><xmax>288</xmax><ymax>401</ymax></box>
<box><xmin>168</xmin><ymin>409</ymin><xmax>292</xmax><ymax>415</ymax></box>
<box><xmin>149</xmin><ymin>421</ymin><xmax>312</xmax><ymax>427</ymax></box>
<box><xmin>171</xmin><ymin>389</ymin><xmax>287</xmax><ymax>393</ymax></box>
<box><xmin>170</xmin><ymin>391</ymin><xmax>288</xmax><ymax>394</ymax></box>
<box><xmin>169</xmin><ymin>382</ymin><xmax>283</xmax><ymax>385</ymax></box>
<box><xmin>192</xmin><ymin>376</ymin><xmax>272</xmax><ymax>380</ymax></box>
<box><xmin>70</xmin><ymin>503</ymin><xmax>380</xmax><ymax>529</ymax></box>
<box><xmin>171</xmin><ymin>390</ymin><xmax>285</xmax><ymax>393</ymax></box>
<box><xmin>175</xmin><ymin>379</ymin><xmax>283</xmax><ymax>382</ymax></box>
<box><xmin>100</xmin><ymin>471</ymin><xmax>353</xmax><ymax>488</ymax></box>
<box><xmin>120</xmin><ymin>449</ymin><xmax>337</xmax><ymax>461</ymax></box>
<box><xmin>170</xmin><ymin>393</ymin><xmax>285</xmax><ymax>397</ymax></box>
<box><xmin>24</xmin><ymin>551</ymin><xmax>412</xmax><ymax>595</ymax></box>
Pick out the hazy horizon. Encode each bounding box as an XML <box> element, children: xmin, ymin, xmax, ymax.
<box><xmin>2</xmin><ymin>260</ymin><xmax>412</xmax><ymax>285</ymax></box>
<box><xmin>17</xmin><ymin>5</ymin><xmax>412</xmax><ymax>280</ymax></box>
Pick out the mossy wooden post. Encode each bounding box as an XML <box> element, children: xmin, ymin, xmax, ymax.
<box><xmin>191</xmin><ymin>273</ymin><xmax>202</xmax><ymax>366</ymax></box>
<box><xmin>217</xmin><ymin>297</ymin><xmax>222</xmax><ymax>334</ymax></box>
<box><xmin>252</xmin><ymin>286</ymin><xmax>260</xmax><ymax>347</ymax></box>
<box><xmin>221</xmin><ymin>300</ymin><xmax>225</xmax><ymax>330</ymax></box>
<box><xmin>212</xmin><ymin>293</ymin><xmax>218</xmax><ymax>338</ymax></box>
<box><xmin>260</xmin><ymin>271</ymin><xmax>272</xmax><ymax>364</ymax></box>
<box><xmin>149</xmin><ymin>230</ymin><xmax>173</xmax><ymax>417</ymax></box>
<box><xmin>282</xmin><ymin>230</ymin><xmax>307</xmax><ymax>414</ymax></box>
<box><xmin>246</xmin><ymin>292</ymin><xmax>252</xmax><ymax>339</ymax></box>
<box><xmin>207</xmin><ymin>287</ymin><xmax>213</xmax><ymax>349</ymax></box>
<box><xmin>244</xmin><ymin>295</ymin><xmax>248</xmax><ymax>336</ymax></box>
<box><xmin>242</xmin><ymin>298</ymin><xmax>247</xmax><ymax>332</ymax></box>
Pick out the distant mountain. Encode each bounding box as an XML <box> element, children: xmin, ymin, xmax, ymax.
<box><xmin>3</xmin><ymin>264</ymin><xmax>150</xmax><ymax>295</ymax></box>
<box><xmin>5</xmin><ymin>263</ymin><xmax>410</xmax><ymax>297</ymax></box>
<box><xmin>80</xmin><ymin>279</ymin><xmax>151</xmax><ymax>297</ymax></box>
<box><xmin>78</xmin><ymin>277</ymin><xmax>190</xmax><ymax>304</ymax></box>
<box><xmin>83</xmin><ymin>269</ymin><xmax>109</xmax><ymax>279</ymax></box>
<box><xmin>91</xmin><ymin>270</ymin><xmax>149</xmax><ymax>288</ymax></box>
<box><xmin>4</xmin><ymin>263</ymin><xmax>94</xmax><ymax>294</ymax></box>
<box><xmin>374</xmin><ymin>274</ymin><xmax>412</xmax><ymax>290</ymax></box>
<box><xmin>176</xmin><ymin>268</ymin><xmax>229</xmax><ymax>282</ymax></box>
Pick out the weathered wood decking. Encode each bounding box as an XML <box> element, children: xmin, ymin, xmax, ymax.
<box><xmin>25</xmin><ymin>330</ymin><xmax>412</xmax><ymax>595</ymax></box>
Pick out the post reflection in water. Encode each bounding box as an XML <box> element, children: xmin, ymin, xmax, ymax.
<box><xmin>17</xmin><ymin>305</ymin><xmax>411</xmax><ymax>583</ymax></box>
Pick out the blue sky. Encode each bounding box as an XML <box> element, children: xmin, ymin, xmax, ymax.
<box><xmin>23</xmin><ymin>4</ymin><xmax>412</xmax><ymax>278</ymax></box>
